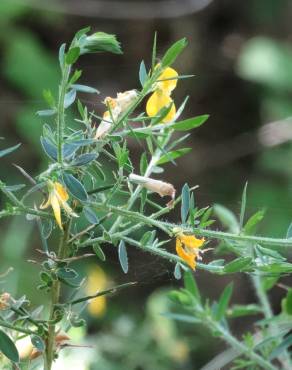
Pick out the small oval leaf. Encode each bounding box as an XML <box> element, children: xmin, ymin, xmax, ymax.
<box><xmin>83</xmin><ymin>206</ymin><xmax>99</xmax><ymax>224</ymax></box>
<box><xmin>62</xmin><ymin>173</ymin><xmax>88</xmax><ymax>202</ymax></box>
<box><xmin>31</xmin><ymin>335</ymin><xmax>45</xmax><ymax>352</ymax></box>
<box><xmin>0</xmin><ymin>330</ymin><xmax>19</xmax><ymax>363</ymax></box>
<box><xmin>93</xmin><ymin>244</ymin><xmax>106</xmax><ymax>261</ymax></box>
<box><xmin>118</xmin><ymin>240</ymin><xmax>128</xmax><ymax>273</ymax></box>
<box><xmin>71</xmin><ymin>153</ymin><xmax>97</xmax><ymax>166</ymax></box>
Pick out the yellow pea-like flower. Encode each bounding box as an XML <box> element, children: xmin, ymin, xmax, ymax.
<box><xmin>176</xmin><ymin>233</ymin><xmax>205</xmax><ymax>270</ymax></box>
<box><xmin>156</xmin><ymin>66</ymin><xmax>178</xmax><ymax>94</ymax></box>
<box><xmin>40</xmin><ymin>181</ymin><xmax>78</xmax><ymax>230</ymax></box>
<box><xmin>146</xmin><ymin>65</ymin><xmax>178</xmax><ymax>123</ymax></box>
<box><xmin>146</xmin><ymin>90</ymin><xmax>176</xmax><ymax>123</ymax></box>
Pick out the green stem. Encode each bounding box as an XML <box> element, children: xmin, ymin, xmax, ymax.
<box><xmin>210</xmin><ymin>320</ymin><xmax>278</xmax><ymax>370</ymax></box>
<box><xmin>252</xmin><ymin>274</ymin><xmax>291</xmax><ymax>369</ymax></box>
<box><xmin>190</xmin><ymin>227</ymin><xmax>292</xmax><ymax>248</ymax></box>
<box><xmin>44</xmin><ymin>223</ymin><xmax>70</xmax><ymax>370</ymax></box>
<box><xmin>109</xmin><ymin>131</ymin><xmax>172</xmax><ymax>234</ymax></box>
<box><xmin>0</xmin><ymin>320</ymin><xmax>36</xmax><ymax>336</ymax></box>
<box><xmin>86</xmin><ymin>201</ymin><xmax>292</xmax><ymax>248</ymax></box>
<box><xmin>57</xmin><ymin>64</ymin><xmax>71</xmax><ymax>164</ymax></box>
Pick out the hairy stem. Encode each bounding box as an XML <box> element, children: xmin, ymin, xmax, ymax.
<box><xmin>252</xmin><ymin>274</ymin><xmax>291</xmax><ymax>369</ymax></box>
<box><xmin>44</xmin><ymin>223</ymin><xmax>70</xmax><ymax>370</ymax></box>
<box><xmin>210</xmin><ymin>320</ymin><xmax>278</xmax><ymax>370</ymax></box>
<box><xmin>57</xmin><ymin>64</ymin><xmax>71</xmax><ymax>164</ymax></box>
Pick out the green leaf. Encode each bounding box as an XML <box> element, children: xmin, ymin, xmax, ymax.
<box><xmin>64</xmin><ymin>89</ymin><xmax>77</xmax><ymax>109</ymax></box>
<box><xmin>270</xmin><ymin>334</ymin><xmax>292</xmax><ymax>360</ymax></box>
<box><xmin>0</xmin><ymin>143</ymin><xmax>21</xmax><ymax>158</ymax></box>
<box><xmin>239</xmin><ymin>182</ymin><xmax>248</xmax><ymax>230</ymax></box>
<box><xmin>59</xmin><ymin>43</ymin><xmax>66</xmax><ymax>70</ymax></box>
<box><xmin>162</xmin><ymin>312</ymin><xmax>200</xmax><ymax>324</ymax></box>
<box><xmin>243</xmin><ymin>209</ymin><xmax>265</xmax><ymax>235</ymax></box>
<box><xmin>74</xmin><ymin>26</ymin><xmax>91</xmax><ymax>40</ymax></box>
<box><xmin>31</xmin><ymin>335</ymin><xmax>45</xmax><ymax>352</ymax></box>
<box><xmin>174</xmin><ymin>263</ymin><xmax>182</xmax><ymax>280</ymax></box>
<box><xmin>43</xmin><ymin>89</ymin><xmax>55</xmax><ymax>108</ymax></box>
<box><xmin>139</xmin><ymin>60</ymin><xmax>147</xmax><ymax>87</ymax></box>
<box><xmin>71</xmin><ymin>84</ymin><xmax>99</xmax><ymax>94</ymax></box>
<box><xmin>36</xmin><ymin>108</ymin><xmax>56</xmax><ymax>116</ymax></box>
<box><xmin>62</xmin><ymin>173</ymin><xmax>88</xmax><ymax>201</ymax></box>
<box><xmin>262</xmin><ymin>276</ymin><xmax>279</xmax><ymax>291</ymax></box>
<box><xmin>183</xmin><ymin>271</ymin><xmax>200</xmax><ymax>302</ymax></box>
<box><xmin>171</xmin><ymin>115</ymin><xmax>209</xmax><ymax>131</ymax></box>
<box><xmin>65</xmin><ymin>46</ymin><xmax>80</xmax><ymax>64</ymax></box>
<box><xmin>151</xmin><ymin>32</ymin><xmax>157</xmax><ymax>71</ymax></box>
<box><xmin>57</xmin><ymin>267</ymin><xmax>78</xmax><ymax>280</ymax></box>
<box><xmin>282</xmin><ymin>288</ymin><xmax>292</xmax><ymax>315</ymax></box>
<box><xmin>118</xmin><ymin>240</ymin><xmax>128</xmax><ymax>273</ymax></box>
<box><xmin>93</xmin><ymin>244</ymin><xmax>106</xmax><ymax>261</ymax></box>
<box><xmin>215</xmin><ymin>282</ymin><xmax>233</xmax><ymax>321</ymax></box>
<box><xmin>181</xmin><ymin>183</ymin><xmax>190</xmax><ymax>223</ymax></box>
<box><xmin>69</xmin><ymin>69</ymin><xmax>82</xmax><ymax>85</ymax></box>
<box><xmin>214</xmin><ymin>204</ymin><xmax>239</xmax><ymax>234</ymax></box>
<box><xmin>0</xmin><ymin>330</ymin><xmax>19</xmax><ymax>363</ymax></box>
<box><xmin>119</xmin><ymin>240</ymin><xmax>129</xmax><ymax>274</ymax></box>
<box><xmin>83</xmin><ymin>206</ymin><xmax>99</xmax><ymax>224</ymax></box>
<box><xmin>140</xmin><ymin>152</ymin><xmax>148</xmax><ymax>175</ymax></box>
<box><xmin>260</xmin><ymin>262</ymin><xmax>292</xmax><ymax>274</ymax></box>
<box><xmin>227</xmin><ymin>304</ymin><xmax>262</xmax><ymax>318</ymax></box>
<box><xmin>161</xmin><ymin>38</ymin><xmax>188</xmax><ymax>68</ymax></box>
<box><xmin>157</xmin><ymin>148</ymin><xmax>191</xmax><ymax>165</ymax></box>
<box><xmin>224</xmin><ymin>257</ymin><xmax>253</xmax><ymax>273</ymax></box>
<box><xmin>71</xmin><ymin>153</ymin><xmax>97</xmax><ymax>166</ymax></box>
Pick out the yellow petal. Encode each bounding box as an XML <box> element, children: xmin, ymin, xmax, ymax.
<box><xmin>179</xmin><ymin>235</ymin><xmax>204</xmax><ymax>249</ymax></box>
<box><xmin>176</xmin><ymin>239</ymin><xmax>196</xmax><ymax>270</ymax></box>
<box><xmin>146</xmin><ymin>91</ymin><xmax>176</xmax><ymax>123</ymax></box>
<box><xmin>50</xmin><ymin>194</ymin><xmax>63</xmax><ymax>230</ymax></box>
<box><xmin>157</xmin><ymin>66</ymin><xmax>178</xmax><ymax>93</ymax></box>
<box><xmin>54</xmin><ymin>182</ymin><xmax>69</xmax><ymax>202</ymax></box>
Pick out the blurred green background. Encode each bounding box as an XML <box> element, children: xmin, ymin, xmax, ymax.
<box><xmin>1</xmin><ymin>0</ymin><xmax>292</xmax><ymax>369</ymax></box>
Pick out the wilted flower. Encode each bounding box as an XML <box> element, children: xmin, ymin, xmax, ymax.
<box><xmin>95</xmin><ymin>89</ymin><xmax>138</xmax><ymax>139</ymax></box>
<box><xmin>129</xmin><ymin>173</ymin><xmax>175</xmax><ymax>206</ymax></box>
<box><xmin>146</xmin><ymin>65</ymin><xmax>178</xmax><ymax>123</ymax></box>
<box><xmin>86</xmin><ymin>266</ymin><xmax>107</xmax><ymax>317</ymax></box>
<box><xmin>40</xmin><ymin>181</ymin><xmax>78</xmax><ymax>230</ymax></box>
<box><xmin>175</xmin><ymin>233</ymin><xmax>205</xmax><ymax>269</ymax></box>
<box><xmin>0</xmin><ymin>292</ymin><xmax>10</xmax><ymax>310</ymax></box>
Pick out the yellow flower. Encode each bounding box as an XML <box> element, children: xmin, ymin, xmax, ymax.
<box><xmin>176</xmin><ymin>233</ymin><xmax>205</xmax><ymax>270</ymax></box>
<box><xmin>40</xmin><ymin>181</ymin><xmax>78</xmax><ymax>230</ymax></box>
<box><xmin>86</xmin><ymin>266</ymin><xmax>107</xmax><ymax>318</ymax></box>
<box><xmin>156</xmin><ymin>66</ymin><xmax>178</xmax><ymax>93</ymax></box>
<box><xmin>146</xmin><ymin>90</ymin><xmax>176</xmax><ymax>123</ymax></box>
<box><xmin>146</xmin><ymin>66</ymin><xmax>178</xmax><ymax>123</ymax></box>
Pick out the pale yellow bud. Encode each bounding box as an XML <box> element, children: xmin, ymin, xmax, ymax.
<box><xmin>129</xmin><ymin>174</ymin><xmax>175</xmax><ymax>206</ymax></box>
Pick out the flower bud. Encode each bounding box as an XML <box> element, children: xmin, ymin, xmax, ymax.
<box><xmin>80</xmin><ymin>32</ymin><xmax>122</xmax><ymax>55</ymax></box>
<box><xmin>129</xmin><ymin>174</ymin><xmax>175</xmax><ymax>206</ymax></box>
